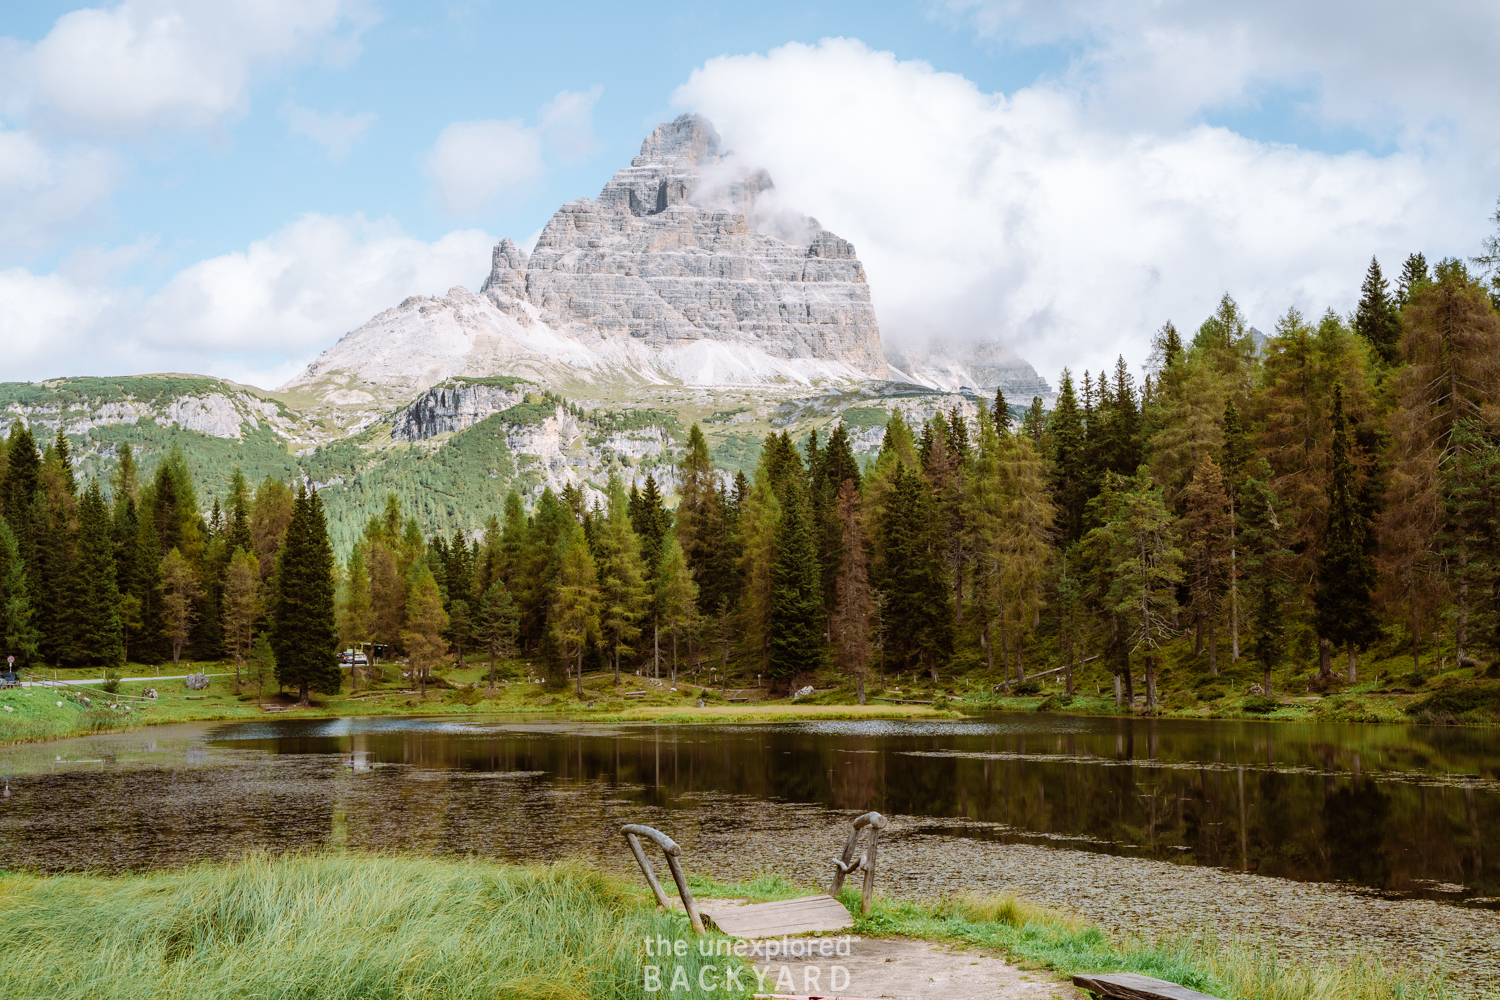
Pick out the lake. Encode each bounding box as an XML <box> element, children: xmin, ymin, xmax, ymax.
<box><xmin>1</xmin><ymin>712</ymin><xmax>1493</xmax><ymax>906</ymax></box>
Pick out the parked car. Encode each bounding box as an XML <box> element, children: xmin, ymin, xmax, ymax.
<box><xmin>340</xmin><ymin>650</ymin><xmax>370</xmax><ymax>666</ymax></box>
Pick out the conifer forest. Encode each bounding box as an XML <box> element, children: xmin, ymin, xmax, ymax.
<box><xmin>3</xmin><ymin>252</ymin><xmax>1499</xmax><ymax>711</ymax></box>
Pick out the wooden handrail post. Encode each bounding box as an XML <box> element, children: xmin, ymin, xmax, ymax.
<box><xmin>829</xmin><ymin>811</ymin><xmax>887</xmax><ymax>914</ymax></box>
<box><xmin>621</xmin><ymin>824</ymin><xmax>704</xmax><ymax>933</ymax></box>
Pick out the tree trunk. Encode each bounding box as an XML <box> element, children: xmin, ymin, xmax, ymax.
<box><xmin>298</xmin><ymin>681</ymin><xmax>309</xmax><ymax>707</ymax></box>
<box><xmin>577</xmin><ymin>647</ymin><xmax>584</xmax><ymax>698</ymax></box>
<box><xmin>613</xmin><ymin>637</ymin><xmax>620</xmax><ymax>686</ymax></box>
<box><xmin>1346</xmin><ymin>642</ymin><xmax>1357</xmax><ymax>684</ymax></box>
<box><xmin>1015</xmin><ymin>641</ymin><xmax>1026</xmax><ymax>683</ymax></box>
<box><xmin>1264</xmin><ymin>664</ymin><xmax>1272</xmax><ymax>699</ymax></box>
<box><xmin>855</xmin><ymin>673</ymin><xmax>866</xmax><ymax>705</ymax></box>
<box><xmin>1145</xmin><ymin>653</ymin><xmax>1157</xmax><ymax>712</ymax></box>
<box><xmin>1410</xmin><ymin>602</ymin><xmax>1421</xmax><ymax>675</ymax></box>
<box><xmin>1194</xmin><ymin>615</ymin><xmax>1203</xmax><ymax>656</ymax></box>
<box><xmin>653</xmin><ymin>620</ymin><xmax>660</xmax><ymax>681</ymax></box>
<box><xmin>1456</xmin><ymin>543</ymin><xmax>1470</xmax><ymax>665</ymax></box>
<box><xmin>1207</xmin><ymin>592</ymin><xmax>1219</xmax><ymax>677</ymax></box>
<box><xmin>1318</xmin><ymin>637</ymin><xmax>1332</xmax><ymax>679</ymax></box>
<box><xmin>1229</xmin><ymin>498</ymin><xmax>1239</xmax><ymax>661</ymax></box>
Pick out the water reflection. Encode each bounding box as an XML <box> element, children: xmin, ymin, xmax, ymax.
<box><xmin>0</xmin><ymin>713</ymin><xmax>1494</xmax><ymax>904</ymax></box>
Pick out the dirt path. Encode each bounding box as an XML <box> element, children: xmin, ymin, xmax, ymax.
<box><xmin>743</xmin><ymin>935</ymin><xmax>1079</xmax><ymax>999</ymax></box>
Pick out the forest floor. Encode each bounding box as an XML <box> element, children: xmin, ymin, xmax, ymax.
<box><xmin>3</xmin><ymin>640</ymin><xmax>1497</xmax><ymax>745</ymax></box>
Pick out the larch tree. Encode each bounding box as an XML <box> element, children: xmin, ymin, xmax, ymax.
<box><xmin>654</xmin><ymin>534</ymin><xmax>697</xmax><ymax>683</ymax></box>
<box><xmin>1314</xmin><ymin>385</ymin><xmax>1379</xmax><ymax>683</ymax></box>
<box><xmin>1239</xmin><ymin>460</ymin><xmax>1293</xmax><ymax>696</ymax></box>
<box><xmin>159</xmin><ymin>547</ymin><xmax>200</xmax><ymax>667</ymax></box>
<box><xmin>551</xmin><ymin>522</ymin><xmax>600</xmax><ymax>697</ymax></box>
<box><xmin>401</xmin><ymin>564</ymin><xmax>449</xmax><ymax>695</ymax></box>
<box><xmin>1380</xmin><ymin>261</ymin><xmax>1500</xmax><ymax>668</ymax></box>
<box><xmin>222</xmin><ymin>548</ymin><xmax>260</xmax><ymax>691</ymax></box>
<box><xmin>1180</xmin><ymin>455</ymin><xmax>1234</xmax><ymax>675</ymax></box>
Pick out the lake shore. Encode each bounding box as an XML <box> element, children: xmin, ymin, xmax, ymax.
<box><xmin>6</xmin><ymin>656</ymin><xmax>1494</xmax><ymax>747</ymax></box>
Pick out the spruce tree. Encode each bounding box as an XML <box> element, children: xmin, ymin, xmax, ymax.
<box><xmin>881</xmin><ymin>464</ymin><xmax>953</xmax><ymax>681</ymax></box>
<box><xmin>0</xmin><ymin>519</ymin><xmax>40</xmax><ymax>669</ymax></box>
<box><xmin>477</xmin><ymin>580</ymin><xmax>520</xmax><ymax>689</ymax></box>
<box><xmin>1439</xmin><ymin>420</ymin><xmax>1500</xmax><ymax>665</ymax></box>
<box><xmin>1396</xmin><ymin>252</ymin><xmax>1429</xmax><ymax>308</ymax></box>
<box><xmin>993</xmin><ymin>387</ymin><xmax>1012</xmax><ymax>434</ymax></box>
<box><xmin>70</xmin><ymin>480</ymin><xmax>123</xmax><ymax>666</ymax></box>
<box><xmin>768</xmin><ymin>478</ymin><xmax>823</xmax><ymax>685</ymax></box>
<box><xmin>594</xmin><ymin>474</ymin><xmax>647</xmax><ymax>685</ymax></box>
<box><xmin>1179</xmin><ymin>455</ymin><xmax>1233</xmax><ymax>675</ymax></box>
<box><xmin>1049</xmin><ymin>370</ymin><xmax>1088</xmax><ymax>542</ymax></box>
<box><xmin>1313</xmin><ymin>385</ymin><xmax>1379</xmax><ymax>682</ymax></box>
<box><xmin>1239</xmin><ymin>460</ymin><xmax>1293</xmax><ymax>696</ymax></box>
<box><xmin>271</xmin><ymin>485</ymin><xmax>342</xmax><ymax>704</ymax></box>
<box><xmin>1354</xmin><ymin>257</ymin><xmax>1403</xmax><ymax>367</ymax></box>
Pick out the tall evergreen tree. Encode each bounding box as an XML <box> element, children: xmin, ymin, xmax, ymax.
<box><xmin>477</xmin><ymin>580</ymin><xmax>520</xmax><ymax>690</ymax></box>
<box><xmin>551</xmin><ymin>522</ymin><xmax>600</xmax><ymax>696</ymax></box>
<box><xmin>768</xmin><ymin>477</ymin><xmax>822</xmax><ymax>686</ymax></box>
<box><xmin>271</xmin><ymin>485</ymin><xmax>342</xmax><ymax>704</ymax></box>
<box><xmin>69</xmin><ymin>480</ymin><xmax>123</xmax><ymax>666</ymax></box>
<box><xmin>1354</xmin><ymin>256</ymin><xmax>1403</xmax><ymax>367</ymax></box>
<box><xmin>594</xmin><ymin>474</ymin><xmax>647</xmax><ymax>685</ymax></box>
<box><xmin>1396</xmin><ymin>252</ymin><xmax>1429</xmax><ymax>308</ymax></box>
<box><xmin>1314</xmin><ymin>385</ymin><xmax>1379</xmax><ymax>682</ymax></box>
<box><xmin>881</xmin><ymin>463</ymin><xmax>953</xmax><ymax>681</ymax></box>
<box><xmin>1239</xmin><ymin>462</ymin><xmax>1293</xmax><ymax>697</ymax></box>
<box><xmin>0</xmin><ymin>519</ymin><xmax>40</xmax><ymax>669</ymax></box>
<box><xmin>1049</xmin><ymin>370</ymin><xmax>1088</xmax><ymax>542</ymax></box>
<box><xmin>830</xmin><ymin>479</ymin><xmax>873</xmax><ymax>702</ymax></box>
<box><xmin>1439</xmin><ymin>420</ymin><xmax>1500</xmax><ymax>665</ymax></box>
<box><xmin>1180</xmin><ymin>455</ymin><xmax>1233</xmax><ymax>675</ymax></box>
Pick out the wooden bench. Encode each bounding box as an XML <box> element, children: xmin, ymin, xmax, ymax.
<box><xmin>1073</xmin><ymin>972</ymin><xmax>1225</xmax><ymax>1000</ymax></box>
<box><xmin>621</xmin><ymin>811</ymin><xmax>888</xmax><ymax>937</ymax></box>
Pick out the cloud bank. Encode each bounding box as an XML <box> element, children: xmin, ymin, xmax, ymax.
<box><xmin>675</xmin><ymin>37</ymin><xmax>1492</xmax><ymax>381</ymax></box>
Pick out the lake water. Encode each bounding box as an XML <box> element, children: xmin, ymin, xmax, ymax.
<box><xmin>1</xmin><ymin>712</ymin><xmax>1494</xmax><ymax>907</ymax></box>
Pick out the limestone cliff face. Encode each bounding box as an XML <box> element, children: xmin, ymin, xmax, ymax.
<box><xmin>480</xmin><ymin>114</ymin><xmax>887</xmax><ymax>376</ymax></box>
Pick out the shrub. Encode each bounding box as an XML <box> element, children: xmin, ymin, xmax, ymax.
<box><xmin>1240</xmin><ymin>694</ymin><xmax>1279</xmax><ymax>714</ymax></box>
<box><xmin>1405</xmin><ymin>682</ymin><xmax>1500</xmax><ymax>719</ymax></box>
<box><xmin>1014</xmin><ymin>680</ymin><xmax>1042</xmax><ymax>696</ymax></box>
<box><xmin>1036</xmin><ymin>693</ymin><xmax>1074</xmax><ymax>711</ymax></box>
<box><xmin>101</xmin><ymin>670</ymin><xmax>120</xmax><ymax>694</ymax></box>
<box><xmin>1198</xmin><ymin>686</ymin><xmax>1225</xmax><ymax>702</ymax></box>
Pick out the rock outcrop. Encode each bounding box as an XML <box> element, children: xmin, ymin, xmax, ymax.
<box><xmin>390</xmin><ymin>381</ymin><xmax>528</xmax><ymax>442</ymax></box>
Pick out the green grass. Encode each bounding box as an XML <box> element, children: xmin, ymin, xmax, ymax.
<box><xmin>0</xmin><ymin>854</ymin><xmax>749</xmax><ymax>1000</ymax></box>
<box><xmin>683</xmin><ymin>874</ymin><xmax>1448</xmax><ymax>1000</ymax></box>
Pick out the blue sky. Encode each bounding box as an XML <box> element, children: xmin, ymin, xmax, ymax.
<box><xmin>3</xmin><ymin>1</ymin><xmax>1498</xmax><ymax>387</ymax></box>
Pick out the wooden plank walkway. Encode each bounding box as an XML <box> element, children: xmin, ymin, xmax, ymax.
<box><xmin>1073</xmin><ymin>972</ymin><xmax>1224</xmax><ymax>1000</ymax></box>
<box><xmin>698</xmin><ymin>895</ymin><xmax>853</xmax><ymax>938</ymax></box>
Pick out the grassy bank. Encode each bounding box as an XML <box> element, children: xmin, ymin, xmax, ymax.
<box><xmin>0</xmin><ymin>663</ymin><xmax>959</xmax><ymax>744</ymax></box>
<box><xmin>0</xmin><ymin>855</ymin><xmax>741</xmax><ymax>1000</ymax></box>
<box><xmin>0</xmin><ymin>855</ymin><xmax>1450</xmax><ymax>1000</ymax></box>
<box><xmin>689</xmin><ymin>873</ymin><xmax>1450</xmax><ymax>1000</ymax></box>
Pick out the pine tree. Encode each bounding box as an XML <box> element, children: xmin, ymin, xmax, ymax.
<box><xmin>0</xmin><ymin>519</ymin><xmax>40</xmax><ymax>669</ymax></box>
<box><xmin>993</xmin><ymin>388</ymin><xmax>1012</xmax><ymax>435</ymax></box>
<box><xmin>271</xmin><ymin>485</ymin><xmax>342</xmax><ymax>704</ymax></box>
<box><xmin>1439</xmin><ymin>420</ymin><xmax>1500</xmax><ymax>665</ymax></box>
<box><xmin>70</xmin><ymin>480</ymin><xmax>123</xmax><ymax>666</ymax></box>
<box><xmin>1354</xmin><ymin>256</ymin><xmax>1403</xmax><ymax>367</ymax></box>
<box><xmin>1314</xmin><ymin>385</ymin><xmax>1379</xmax><ymax>682</ymax></box>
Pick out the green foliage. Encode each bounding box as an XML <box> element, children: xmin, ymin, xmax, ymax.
<box><xmin>271</xmin><ymin>486</ymin><xmax>342</xmax><ymax>701</ymax></box>
<box><xmin>0</xmin><ymin>855</ymin><xmax>740</xmax><ymax>1000</ymax></box>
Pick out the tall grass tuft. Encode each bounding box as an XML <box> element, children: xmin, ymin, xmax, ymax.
<box><xmin>0</xmin><ymin>854</ymin><xmax>748</xmax><ymax>1000</ymax></box>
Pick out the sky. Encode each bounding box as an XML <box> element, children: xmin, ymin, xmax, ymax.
<box><xmin>2</xmin><ymin>0</ymin><xmax>1498</xmax><ymax>391</ymax></box>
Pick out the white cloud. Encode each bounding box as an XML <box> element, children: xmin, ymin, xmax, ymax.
<box><xmin>674</xmin><ymin>38</ymin><xmax>1485</xmax><ymax>381</ymax></box>
<box><xmin>540</xmin><ymin>86</ymin><xmax>604</xmax><ymax>162</ymax></box>
<box><xmin>423</xmin><ymin>88</ymin><xmax>602</xmax><ymax>216</ymax></box>
<box><xmin>0</xmin><ymin>215</ymin><xmax>493</xmax><ymax>386</ymax></box>
<box><xmin>286</xmin><ymin>104</ymin><xmax>376</xmax><ymax>161</ymax></box>
<box><xmin>423</xmin><ymin>119</ymin><xmax>542</xmax><ymax>215</ymax></box>
<box><xmin>2</xmin><ymin>0</ymin><xmax>371</xmax><ymax>137</ymax></box>
<box><xmin>0</xmin><ymin>126</ymin><xmax>121</xmax><ymax>260</ymax></box>
<box><xmin>936</xmin><ymin>1</ymin><xmax>1500</xmax><ymax>155</ymax></box>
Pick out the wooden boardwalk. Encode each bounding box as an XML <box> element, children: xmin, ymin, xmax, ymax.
<box><xmin>698</xmin><ymin>895</ymin><xmax>853</xmax><ymax>938</ymax></box>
